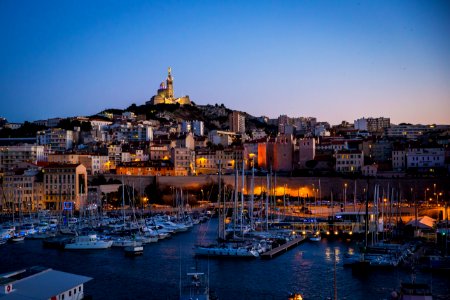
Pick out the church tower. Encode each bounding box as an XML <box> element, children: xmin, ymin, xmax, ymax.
<box><xmin>166</xmin><ymin>67</ymin><xmax>174</xmax><ymax>98</ymax></box>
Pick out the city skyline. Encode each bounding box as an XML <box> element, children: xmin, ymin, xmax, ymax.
<box><xmin>1</xmin><ymin>0</ymin><xmax>449</xmax><ymax>125</ymax></box>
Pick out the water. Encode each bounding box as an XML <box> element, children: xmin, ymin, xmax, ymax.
<box><xmin>1</xmin><ymin>220</ymin><xmax>449</xmax><ymax>300</ymax></box>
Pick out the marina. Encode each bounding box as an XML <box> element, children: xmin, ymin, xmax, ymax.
<box><xmin>1</xmin><ymin>216</ymin><xmax>449</xmax><ymax>299</ymax></box>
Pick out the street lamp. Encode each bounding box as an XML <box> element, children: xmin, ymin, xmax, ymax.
<box><xmin>344</xmin><ymin>183</ymin><xmax>347</xmax><ymax>212</ymax></box>
<box><xmin>437</xmin><ymin>192</ymin><xmax>442</xmax><ymax>205</ymax></box>
<box><xmin>425</xmin><ymin>188</ymin><xmax>430</xmax><ymax>207</ymax></box>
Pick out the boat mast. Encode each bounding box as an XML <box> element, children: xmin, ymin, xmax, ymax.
<box><xmin>265</xmin><ymin>173</ymin><xmax>269</xmax><ymax>232</ymax></box>
<box><xmin>233</xmin><ymin>163</ymin><xmax>238</xmax><ymax>238</ymax></box>
<box><xmin>121</xmin><ymin>176</ymin><xmax>126</xmax><ymax>226</ymax></box>
<box><xmin>250</xmin><ymin>156</ymin><xmax>255</xmax><ymax>230</ymax></box>
<box><xmin>241</xmin><ymin>159</ymin><xmax>245</xmax><ymax>237</ymax></box>
<box><xmin>364</xmin><ymin>179</ymin><xmax>369</xmax><ymax>249</ymax></box>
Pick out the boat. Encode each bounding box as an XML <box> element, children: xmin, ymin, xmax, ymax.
<box><xmin>179</xmin><ymin>267</ymin><xmax>218</xmax><ymax>300</ymax></box>
<box><xmin>10</xmin><ymin>235</ymin><xmax>25</xmax><ymax>243</ymax></box>
<box><xmin>64</xmin><ymin>234</ymin><xmax>112</xmax><ymax>250</ymax></box>
<box><xmin>195</xmin><ymin>242</ymin><xmax>259</xmax><ymax>258</ymax></box>
<box><xmin>42</xmin><ymin>236</ymin><xmax>73</xmax><ymax>249</ymax></box>
<box><xmin>124</xmin><ymin>241</ymin><xmax>144</xmax><ymax>256</ymax></box>
<box><xmin>391</xmin><ymin>282</ymin><xmax>433</xmax><ymax>300</ymax></box>
<box><xmin>111</xmin><ymin>237</ymin><xmax>138</xmax><ymax>247</ymax></box>
<box><xmin>308</xmin><ymin>232</ymin><xmax>322</xmax><ymax>242</ymax></box>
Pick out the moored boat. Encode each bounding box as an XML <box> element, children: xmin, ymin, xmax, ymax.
<box><xmin>124</xmin><ymin>242</ymin><xmax>144</xmax><ymax>256</ymax></box>
<box><xmin>194</xmin><ymin>243</ymin><xmax>259</xmax><ymax>258</ymax></box>
<box><xmin>64</xmin><ymin>234</ymin><xmax>112</xmax><ymax>250</ymax></box>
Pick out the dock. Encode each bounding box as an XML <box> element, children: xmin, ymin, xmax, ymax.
<box><xmin>261</xmin><ymin>236</ymin><xmax>306</xmax><ymax>259</ymax></box>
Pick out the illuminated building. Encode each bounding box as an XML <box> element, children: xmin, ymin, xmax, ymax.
<box><xmin>0</xmin><ymin>145</ymin><xmax>46</xmax><ymax>172</ymax></box>
<box><xmin>116</xmin><ymin>161</ymin><xmax>175</xmax><ymax>176</ymax></box>
<box><xmin>335</xmin><ymin>150</ymin><xmax>364</xmax><ymax>173</ymax></box>
<box><xmin>147</xmin><ymin>68</ymin><xmax>192</xmax><ymax>105</ymax></box>
<box><xmin>229</xmin><ymin>111</ymin><xmax>246</xmax><ymax>134</ymax></box>
<box><xmin>43</xmin><ymin>163</ymin><xmax>88</xmax><ymax>210</ymax></box>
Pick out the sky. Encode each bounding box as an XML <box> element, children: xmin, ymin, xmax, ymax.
<box><xmin>1</xmin><ymin>0</ymin><xmax>449</xmax><ymax>125</ymax></box>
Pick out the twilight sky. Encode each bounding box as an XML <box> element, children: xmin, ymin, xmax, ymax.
<box><xmin>1</xmin><ymin>0</ymin><xmax>449</xmax><ymax>125</ymax></box>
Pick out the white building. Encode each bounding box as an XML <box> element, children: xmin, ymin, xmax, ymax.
<box><xmin>208</xmin><ymin>130</ymin><xmax>237</xmax><ymax>146</ymax></box>
<box><xmin>0</xmin><ymin>145</ymin><xmax>46</xmax><ymax>172</ymax></box>
<box><xmin>37</xmin><ymin>128</ymin><xmax>73</xmax><ymax>151</ymax></box>
<box><xmin>89</xmin><ymin>119</ymin><xmax>112</xmax><ymax>129</ymax></box>
<box><xmin>128</xmin><ymin>124</ymin><xmax>153</xmax><ymax>142</ymax></box>
<box><xmin>406</xmin><ymin>148</ymin><xmax>445</xmax><ymax>170</ymax></box>
<box><xmin>385</xmin><ymin>124</ymin><xmax>432</xmax><ymax>139</ymax></box>
<box><xmin>4</xmin><ymin>123</ymin><xmax>22</xmax><ymax>130</ymax></box>
<box><xmin>354</xmin><ymin>117</ymin><xmax>390</xmax><ymax>133</ymax></box>
<box><xmin>0</xmin><ymin>267</ymin><xmax>92</xmax><ymax>300</ymax></box>
<box><xmin>392</xmin><ymin>150</ymin><xmax>407</xmax><ymax>171</ymax></box>
<box><xmin>192</xmin><ymin>120</ymin><xmax>204</xmax><ymax>136</ymax></box>
<box><xmin>79</xmin><ymin>155</ymin><xmax>110</xmax><ymax>175</ymax></box>
<box><xmin>171</xmin><ymin>147</ymin><xmax>195</xmax><ymax>175</ymax></box>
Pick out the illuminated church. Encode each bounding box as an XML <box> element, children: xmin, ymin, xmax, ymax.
<box><xmin>147</xmin><ymin>67</ymin><xmax>192</xmax><ymax>105</ymax></box>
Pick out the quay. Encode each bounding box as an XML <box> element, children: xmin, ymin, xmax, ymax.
<box><xmin>261</xmin><ymin>236</ymin><xmax>306</xmax><ymax>259</ymax></box>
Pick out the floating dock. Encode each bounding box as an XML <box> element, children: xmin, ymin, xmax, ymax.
<box><xmin>261</xmin><ymin>236</ymin><xmax>306</xmax><ymax>259</ymax></box>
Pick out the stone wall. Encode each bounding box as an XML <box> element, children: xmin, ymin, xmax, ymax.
<box><xmin>99</xmin><ymin>174</ymin><xmax>449</xmax><ymax>202</ymax></box>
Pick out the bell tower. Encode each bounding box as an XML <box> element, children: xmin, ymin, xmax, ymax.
<box><xmin>166</xmin><ymin>67</ymin><xmax>174</xmax><ymax>98</ymax></box>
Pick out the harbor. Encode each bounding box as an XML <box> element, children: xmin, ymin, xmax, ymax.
<box><xmin>1</xmin><ymin>214</ymin><xmax>450</xmax><ymax>299</ymax></box>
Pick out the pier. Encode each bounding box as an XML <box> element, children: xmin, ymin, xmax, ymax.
<box><xmin>261</xmin><ymin>236</ymin><xmax>306</xmax><ymax>259</ymax></box>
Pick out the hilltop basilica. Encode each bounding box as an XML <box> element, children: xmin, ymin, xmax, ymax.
<box><xmin>147</xmin><ymin>67</ymin><xmax>192</xmax><ymax>105</ymax></box>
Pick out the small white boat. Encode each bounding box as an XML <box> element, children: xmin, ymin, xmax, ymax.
<box><xmin>308</xmin><ymin>234</ymin><xmax>322</xmax><ymax>242</ymax></box>
<box><xmin>10</xmin><ymin>235</ymin><xmax>25</xmax><ymax>243</ymax></box>
<box><xmin>65</xmin><ymin>234</ymin><xmax>112</xmax><ymax>250</ymax></box>
<box><xmin>124</xmin><ymin>242</ymin><xmax>144</xmax><ymax>256</ymax></box>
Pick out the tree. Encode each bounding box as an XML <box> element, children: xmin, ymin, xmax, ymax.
<box><xmin>144</xmin><ymin>178</ymin><xmax>164</xmax><ymax>205</ymax></box>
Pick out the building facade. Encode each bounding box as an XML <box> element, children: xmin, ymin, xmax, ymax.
<box><xmin>0</xmin><ymin>145</ymin><xmax>46</xmax><ymax>172</ymax></box>
<box><xmin>335</xmin><ymin>150</ymin><xmax>364</xmax><ymax>173</ymax></box>
<box><xmin>229</xmin><ymin>111</ymin><xmax>246</xmax><ymax>134</ymax></box>
<box><xmin>43</xmin><ymin>164</ymin><xmax>88</xmax><ymax>210</ymax></box>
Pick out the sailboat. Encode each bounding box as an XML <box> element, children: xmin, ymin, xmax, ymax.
<box><xmin>194</xmin><ymin>161</ymin><xmax>259</xmax><ymax>258</ymax></box>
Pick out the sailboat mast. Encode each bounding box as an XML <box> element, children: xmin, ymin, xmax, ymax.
<box><xmin>217</xmin><ymin>160</ymin><xmax>223</xmax><ymax>240</ymax></box>
<box><xmin>265</xmin><ymin>174</ymin><xmax>269</xmax><ymax>232</ymax></box>
<box><xmin>233</xmin><ymin>164</ymin><xmax>238</xmax><ymax>238</ymax></box>
<box><xmin>241</xmin><ymin>160</ymin><xmax>245</xmax><ymax>236</ymax></box>
<box><xmin>121</xmin><ymin>177</ymin><xmax>126</xmax><ymax>226</ymax></box>
<box><xmin>250</xmin><ymin>157</ymin><xmax>255</xmax><ymax>230</ymax></box>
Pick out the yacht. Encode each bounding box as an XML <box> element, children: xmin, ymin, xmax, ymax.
<box><xmin>65</xmin><ymin>234</ymin><xmax>112</xmax><ymax>250</ymax></box>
